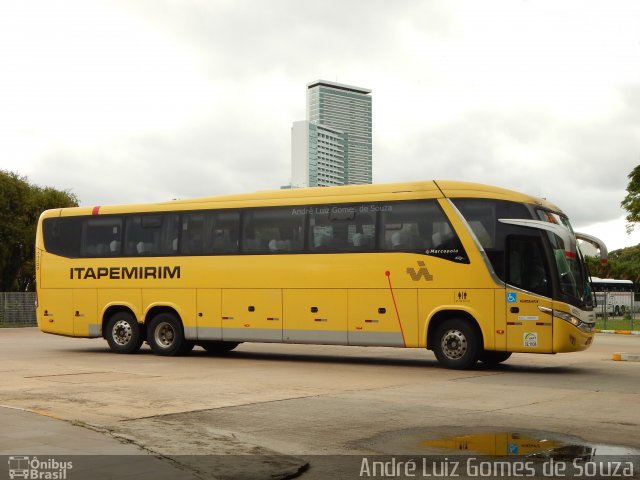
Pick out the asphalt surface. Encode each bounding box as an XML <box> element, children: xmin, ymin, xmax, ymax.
<box><xmin>1</xmin><ymin>328</ymin><xmax>639</xmax><ymax>480</ymax></box>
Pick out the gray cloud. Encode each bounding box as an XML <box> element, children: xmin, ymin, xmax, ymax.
<box><xmin>6</xmin><ymin>0</ymin><xmax>640</xmax><ymax>249</ymax></box>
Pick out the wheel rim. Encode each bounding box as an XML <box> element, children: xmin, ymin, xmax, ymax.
<box><xmin>112</xmin><ymin>320</ymin><xmax>132</xmax><ymax>346</ymax></box>
<box><xmin>441</xmin><ymin>329</ymin><xmax>468</xmax><ymax>360</ymax></box>
<box><xmin>154</xmin><ymin>321</ymin><xmax>176</xmax><ymax>348</ymax></box>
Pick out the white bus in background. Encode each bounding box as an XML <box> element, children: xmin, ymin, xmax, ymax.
<box><xmin>591</xmin><ymin>277</ymin><xmax>634</xmax><ymax>316</ymax></box>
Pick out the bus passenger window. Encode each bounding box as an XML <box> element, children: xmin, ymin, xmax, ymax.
<box><xmin>182</xmin><ymin>214</ymin><xmax>205</xmax><ymax>255</ymax></box>
<box><xmin>210</xmin><ymin>211</ymin><xmax>239</xmax><ymax>253</ymax></box>
<box><xmin>309</xmin><ymin>204</ymin><xmax>376</xmax><ymax>252</ymax></box>
<box><xmin>81</xmin><ymin>217</ymin><xmax>122</xmax><ymax>258</ymax></box>
<box><xmin>379</xmin><ymin>200</ymin><xmax>467</xmax><ymax>262</ymax></box>
<box><xmin>124</xmin><ymin>214</ymin><xmax>179</xmax><ymax>257</ymax></box>
<box><xmin>242</xmin><ymin>208</ymin><xmax>304</xmax><ymax>254</ymax></box>
<box><xmin>43</xmin><ymin>217</ymin><xmax>83</xmax><ymax>257</ymax></box>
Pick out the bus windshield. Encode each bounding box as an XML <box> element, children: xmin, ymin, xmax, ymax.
<box><xmin>537</xmin><ymin>210</ymin><xmax>592</xmax><ymax>308</ymax></box>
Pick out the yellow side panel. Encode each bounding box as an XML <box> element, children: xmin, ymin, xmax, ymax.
<box><xmin>493</xmin><ymin>289</ymin><xmax>507</xmax><ymax>351</ymax></box>
<box><xmin>419</xmin><ymin>289</ymin><xmax>496</xmax><ymax>350</ymax></box>
<box><xmin>97</xmin><ymin>289</ymin><xmax>142</xmax><ymax>323</ymax></box>
<box><xmin>505</xmin><ymin>289</ymin><xmax>553</xmax><ymax>353</ymax></box>
<box><xmin>72</xmin><ymin>289</ymin><xmax>97</xmax><ymax>337</ymax></box>
<box><xmin>221</xmin><ymin>289</ymin><xmax>282</xmax><ymax>342</ymax></box>
<box><xmin>142</xmin><ymin>289</ymin><xmax>197</xmax><ymax>329</ymax></box>
<box><xmin>348</xmin><ymin>289</ymin><xmax>418</xmax><ymax>347</ymax></box>
<box><xmin>418</xmin><ymin>289</ymin><xmax>453</xmax><ymax>348</ymax></box>
<box><xmin>37</xmin><ymin>289</ymin><xmax>73</xmax><ymax>336</ymax></box>
<box><xmin>196</xmin><ymin>289</ymin><xmax>222</xmax><ymax>341</ymax></box>
<box><xmin>283</xmin><ymin>289</ymin><xmax>347</xmax><ymax>344</ymax></box>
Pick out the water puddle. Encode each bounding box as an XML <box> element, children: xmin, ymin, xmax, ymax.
<box><xmin>355</xmin><ymin>426</ymin><xmax>640</xmax><ymax>460</ymax></box>
<box><xmin>420</xmin><ymin>431</ymin><xmax>640</xmax><ymax>459</ymax></box>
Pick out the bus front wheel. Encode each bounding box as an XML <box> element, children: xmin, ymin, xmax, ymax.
<box><xmin>105</xmin><ymin>312</ymin><xmax>143</xmax><ymax>354</ymax></box>
<box><xmin>148</xmin><ymin>312</ymin><xmax>193</xmax><ymax>356</ymax></box>
<box><xmin>479</xmin><ymin>350</ymin><xmax>512</xmax><ymax>366</ymax></box>
<box><xmin>433</xmin><ymin>319</ymin><xmax>480</xmax><ymax>370</ymax></box>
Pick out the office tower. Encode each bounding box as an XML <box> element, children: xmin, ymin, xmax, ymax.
<box><xmin>290</xmin><ymin>80</ymin><xmax>372</xmax><ymax>187</ymax></box>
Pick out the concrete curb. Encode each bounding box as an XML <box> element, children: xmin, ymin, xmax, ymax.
<box><xmin>612</xmin><ymin>352</ymin><xmax>640</xmax><ymax>362</ymax></box>
<box><xmin>596</xmin><ymin>329</ymin><xmax>640</xmax><ymax>335</ymax></box>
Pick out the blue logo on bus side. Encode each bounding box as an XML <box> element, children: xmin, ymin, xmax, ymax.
<box><xmin>507</xmin><ymin>292</ymin><xmax>517</xmax><ymax>303</ymax></box>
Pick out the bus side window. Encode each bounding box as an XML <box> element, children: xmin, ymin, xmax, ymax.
<box><xmin>81</xmin><ymin>217</ymin><xmax>122</xmax><ymax>258</ymax></box>
<box><xmin>507</xmin><ymin>236</ymin><xmax>550</xmax><ymax>297</ymax></box>
<box><xmin>241</xmin><ymin>208</ymin><xmax>304</xmax><ymax>254</ymax></box>
<box><xmin>379</xmin><ymin>200</ymin><xmax>466</xmax><ymax>262</ymax></box>
<box><xmin>43</xmin><ymin>217</ymin><xmax>83</xmax><ymax>257</ymax></box>
<box><xmin>182</xmin><ymin>213</ymin><xmax>205</xmax><ymax>255</ymax></box>
<box><xmin>309</xmin><ymin>204</ymin><xmax>376</xmax><ymax>252</ymax></box>
<box><xmin>209</xmin><ymin>211</ymin><xmax>239</xmax><ymax>253</ymax></box>
<box><xmin>124</xmin><ymin>214</ymin><xmax>178</xmax><ymax>256</ymax></box>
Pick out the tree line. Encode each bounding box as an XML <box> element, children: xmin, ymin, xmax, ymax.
<box><xmin>0</xmin><ymin>170</ymin><xmax>78</xmax><ymax>291</ymax></box>
<box><xmin>586</xmin><ymin>245</ymin><xmax>640</xmax><ymax>291</ymax></box>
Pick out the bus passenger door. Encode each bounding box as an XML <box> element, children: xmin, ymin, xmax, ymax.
<box><xmin>221</xmin><ymin>289</ymin><xmax>282</xmax><ymax>342</ymax></box>
<box><xmin>73</xmin><ymin>289</ymin><xmax>98</xmax><ymax>337</ymax></box>
<box><xmin>505</xmin><ymin>236</ymin><xmax>553</xmax><ymax>353</ymax></box>
<box><xmin>505</xmin><ymin>289</ymin><xmax>553</xmax><ymax>353</ymax></box>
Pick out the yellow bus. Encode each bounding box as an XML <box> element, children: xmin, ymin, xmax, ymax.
<box><xmin>34</xmin><ymin>180</ymin><xmax>607</xmax><ymax>369</ymax></box>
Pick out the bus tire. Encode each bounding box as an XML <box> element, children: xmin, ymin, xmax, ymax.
<box><xmin>479</xmin><ymin>350</ymin><xmax>512</xmax><ymax>366</ymax></box>
<box><xmin>433</xmin><ymin>318</ymin><xmax>480</xmax><ymax>369</ymax></box>
<box><xmin>148</xmin><ymin>312</ymin><xmax>189</xmax><ymax>356</ymax></box>
<box><xmin>614</xmin><ymin>305</ymin><xmax>620</xmax><ymax>316</ymax></box>
<box><xmin>200</xmin><ymin>341</ymin><xmax>240</xmax><ymax>354</ymax></box>
<box><xmin>105</xmin><ymin>312</ymin><xmax>143</xmax><ymax>354</ymax></box>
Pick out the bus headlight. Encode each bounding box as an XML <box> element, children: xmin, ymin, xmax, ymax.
<box><xmin>554</xmin><ymin>310</ymin><xmax>594</xmax><ymax>333</ymax></box>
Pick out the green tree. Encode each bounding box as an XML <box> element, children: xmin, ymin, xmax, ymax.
<box><xmin>621</xmin><ymin>164</ymin><xmax>640</xmax><ymax>233</ymax></box>
<box><xmin>0</xmin><ymin>170</ymin><xmax>78</xmax><ymax>291</ymax></box>
<box><xmin>585</xmin><ymin>245</ymin><xmax>640</xmax><ymax>292</ymax></box>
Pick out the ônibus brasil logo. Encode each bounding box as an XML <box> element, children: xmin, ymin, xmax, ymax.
<box><xmin>8</xmin><ymin>456</ymin><xmax>72</xmax><ymax>479</ymax></box>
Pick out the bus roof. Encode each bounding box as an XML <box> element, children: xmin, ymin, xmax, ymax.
<box><xmin>43</xmin><ymin>180</ymin><xmax>563</xmax><ymax>218</ymax></box>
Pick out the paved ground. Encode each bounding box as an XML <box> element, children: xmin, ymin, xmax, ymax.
<box><xmin>1</xmin><ymin>328</ymin><xmax>639</xmax><ymax>479</ymax></box>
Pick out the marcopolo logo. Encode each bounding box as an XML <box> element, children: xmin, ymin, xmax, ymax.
<box><xmin>8</xmin><ymin>456</ymin><xmax>73</xmax><ymax>479</ymax></box>
<box><xmin>406</xmin><ymin>261</ymin><xmax>434</xmax><ymax>281</ymax></box>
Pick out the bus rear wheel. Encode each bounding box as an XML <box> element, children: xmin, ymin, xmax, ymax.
<box><xmin>200</xmin><ymin>341</ymin><xmax>240</xmax><ymax>354</ymax></box>
<box><xmin>147</xmin><ymin>312</ymin><xmax>192</xmax><ymax>356</ymax></box>
<box><xmin>105</xmin><ymin>312</ymin><xmax>143</xmax><ymax>354</ymax></box>
<box><xmin>433</xmin><ymin>319</ymin><xmax>480</xmax><ymax>370</ymax></box>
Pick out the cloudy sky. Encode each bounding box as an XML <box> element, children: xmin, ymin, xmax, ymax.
<box><xmin>1</xmin><ymin>0</ymin><xmax>639</xmax><ymax>250</ymax></box>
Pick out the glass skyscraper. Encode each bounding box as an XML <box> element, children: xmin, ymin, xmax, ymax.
<box><xmin>291</xmin><ymin>80</ymin><xmax>372</xmax><ymax>187</ymax></box>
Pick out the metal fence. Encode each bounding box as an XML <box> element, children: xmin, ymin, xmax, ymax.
<box><xmin>595</xmin><ymin>291</ymin><xmax>638</xmax><ymax>331</ymax></box>
<box><xmin>0</xmin><ymin>292</ymin><xmax>37</xmax><ymax>326</ymax></box>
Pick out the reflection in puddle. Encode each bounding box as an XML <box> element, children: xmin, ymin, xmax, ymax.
<box><xmin>420</xmin><ymin>431</ymin><xmax>640</xmax><ymax>459</ymax></box>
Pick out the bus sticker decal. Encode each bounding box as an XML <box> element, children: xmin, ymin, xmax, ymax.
<box><xmin>455</xmin><ymin>291</ymin><xmax>469</xmax><ymax>302</ymax></box>
<box><xmin>507</xmin><ymin>292</ymin><xmax>517</xmax><ymax>303</ymax></box>
<box><xmin>524</xmin><ymin>332</ymin><xmax>538</xmax><ymax>347</ymax></box>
